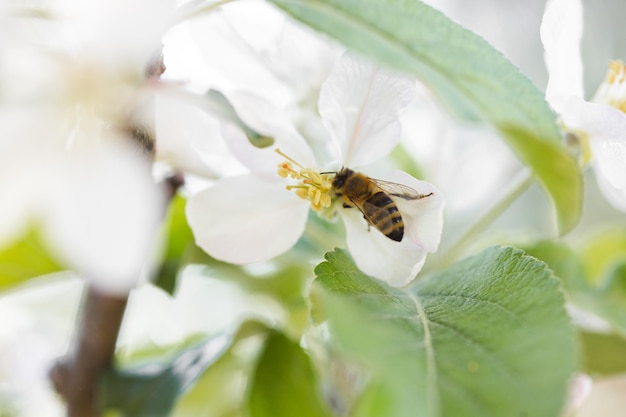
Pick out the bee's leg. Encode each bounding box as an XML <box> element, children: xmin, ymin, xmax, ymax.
<box><xmin>360</xmin><ymin>214</ymin><xmax>371</xmax><ymax>231</ymax></box>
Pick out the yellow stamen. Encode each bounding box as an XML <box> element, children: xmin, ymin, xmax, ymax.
<box><xmin>275</xmin><ymin>148</ymin><xmax>334</xmax><ymax>212</ymax></box>
<box><xmin>593</xmin><ymin>60</ymin><xmax>626</xmax><ymax>113</ymax></box>
<box><xmin>275</xmin><ymin>148</ymin><xmax>304</xmax><ymax>168</ymax></box>
<box><xmin>278</xmin><ymin>162</ymin><xmax>299</xmax><ymax>178</ymax></box>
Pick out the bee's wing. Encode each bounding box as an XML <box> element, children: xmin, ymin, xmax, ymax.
<box><xmin>347</xmin><ymin>194</ymin><xmax>395</xmax><ymax>234</ymax></box>
<box><xmin>369</xmin><ymin>178</ymin><xmax>433</xmax><ymax>201</ymax></box>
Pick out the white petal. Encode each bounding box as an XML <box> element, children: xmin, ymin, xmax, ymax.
<box><xmin>540</xmin><ymin>0</ymin><xmax>584</xmax><ymax>110</ymax></box>
<box><xmin>187</xmin><ymin>2</ymin><xmax>292</xmax><ymax>105</ymax></box>
<box><xmin>0</xmin><ymin>111</ymin><xmax>69</xmax><ymax>247</ymax></box>
<box><xmin>592</xmin><ymin>138</ymin><xmax>626</xmax><ymax>212</ymax></box>
<box><xmin>266</xmin><ymin>17</ymin><xmax>342</xmax><ymax>99</ymax></box>
<box><xmin>44</xmin><ymin>142</ymin><xmax>165</xmax><ymax>295</ymax></box>
<box><xmin>155</xmin><ymin>92</ymin><xmax>246</xmax><ymax>178</ymax></box>
<box><xmin>0</xmin><ymin>152</ymin><xmax>55</xmax><ymax>248</ymax></box>
<box><xmin>222</xmin><ymin>91</ymin><xmax>318</xmax><ymax>174</ymax></box>
<box><xmin>561</xmin><ymin>96</ymin><xmax>626</xmax><ymax>141</ymax></box>
<box><xmin>53</xmin><ymin>0</ymin><xmax>174</xmax><ymax>68</ymax></box>
<box><xmin>319</xmin><ymin>54</ymin><xmax>416</xmax><ymax>167</ymax></box>
<box><xmin>560</xmin><ymin>97</ymin><xmax>626</xmax><ymax>211</ymax></box>
<box><xmin>563</xmin><ymin>374</ymin><xmax>593</xmax><ymax>414</ymax></box>
<box><xmin>186</xmin><ymin>174</ymin><xmax>309</xmax><ymax>263</ymax></box>
<box><xmin>595</xmin><ymin>166</ymin><xmax>626</xmax><ymax>212</ymax></box>
<box><xmin>340</xmin><ymin>208</ymin><xmax>427</xmax><ymax>287</ymax></box>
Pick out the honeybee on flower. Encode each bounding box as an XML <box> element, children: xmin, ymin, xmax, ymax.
<box><xmin>187</xmin><ymin>54</ymin><xmax>445</xmax><ymax>286</ymax></box>
<box><xmin>276</xmin><ymin>151</ymin><xmax>433</xmax><ymax>243</ymax></box>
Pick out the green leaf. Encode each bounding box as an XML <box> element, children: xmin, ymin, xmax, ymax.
<box><xmin>267</xmin><ymin>0</ymin><xmax>582</xmax><ymax>234</ymax></box>
<box><xmin>502</xmin><ymin>127</ymin><xmax>582</xmax><ymax>234</ymax></box>
<box><xmin>0</xmin><ymin>226</ymin><xmax>65</xmax><ymax>291</ymax></box>
<box><xmin>171</xmin><ymin>321</ymin><xmax>270</xmax><ymax>417</ymax></box>
<box><xmin>152</xmin><ymin>195</ymin><xmax>194</xmax><ymax>295</ymax></box>
<box><xmin>578</xmin><ymin>261</ymin><xmax>626</xmax><ymax>337</ymax></box>
<box><xmin>313</xmin><ymin>247</ymin><xmax>577</xmax><ymax>417</ymax></box>
<box><xmin>102</xmin><ymin>336</ymin><xmax>228</xmax><ymax>417</ymax></box>
<box><xmin>525</xmin><ymin>239</ymin><xmax>626</xmax><ymax>337</ymax></box>
<box><xmin>522</xmin><ymin>240</ymin><xmax>587</xmax><ymax>290</ymax></box>
<box><xmin>580</xmin><ymin>331</ymin><xmax>626</xmax><ymax>376</ymax></box>
<box><xmin>582</xmin><ymin>230</ymin><xmax>626</xmax><ymax>287</ymax></box>
<box><xmin>101</xmin><ymin>321</ymin><xmax>268</xmax><ymax>417</ymax></box>
<box><xmin>246</xmin><ymin>331</ymin><xmax>333</xmax><ymax>417</ymax></box>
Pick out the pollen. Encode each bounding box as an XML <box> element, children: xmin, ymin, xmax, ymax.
<box><xmin>593</xmin><ymin>60</ymin><xmax>626</xmax><ymax>113</ymax></box>
<box><xmin>275</xmin><ymin>148</ymin><xmax>334</xmax><ymax>212</ymax></box>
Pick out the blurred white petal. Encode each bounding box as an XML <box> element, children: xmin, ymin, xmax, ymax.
<box><xmin>44</xmin><ymin>142</ymin><xmax>164</xmax><ymax>295</ymax></box>
<box><xmin>0</xmin><ymin>111</ymin><xmax>73</xmax><ymax>247</ymax></box>
<box><xmin>593</xmin><ymin>144</ymin><xmax>626</xmax><ymax>212</ymax></box>
<box><xmin>0</xmin><ymin>275</ymin><xmax>83</xmax><ymax>417</ymax></box>
<box><xmin>262</xmin><ymin>15</ymin><xmax>342</xmax><ymax>102</ymax></box>
<box><xmin>186</xmin><ymin>174</ymin><xmax>309</xmax><ymax>263</ymax></box>
<box><xmin>155</xmin><ymin>92</ymin><xmax>246</xmax><ymax>178</ymax></box>
<box><xmin>540</xmin><ymin>0</ymin><xmax>584</xmax><ymax>111</ymax></box>
<box><xmin>187</xmin><ymin>0</ymin><xmax>340</xmax><ymax>105</ymax></box>
<box><xmin>187</xmin><ymin>1</ymin><xmax>291</xmax><ymax>103</ymax></box>
<box><xmin>0</xmin><ymin>152</ymin><xmax>57</xmax><ymax>248</ymax></box>
<box><xmin>319</xmin><ymin>54</ymin><xmax>416</xmax><ymax>167</ymax></box>
<box><xmin>564</xmin><ymin>374</ymin><xmax>593</xmax><ymax>413</ymax></box>
<box><xmin>340</xmin><ymin>208</ymin><xmax>428</xmax><ymax>287</ymax></box>
<box><xmin>50</xmin><ymin>0</ymin><xmax>175</xmax><ymax>68</ymax></box>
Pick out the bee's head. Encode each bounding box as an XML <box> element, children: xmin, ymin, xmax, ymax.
<box><xmin>331</xmin><ymin>167</ymin><xmax>353</xmax><ymax>189</ymax></box>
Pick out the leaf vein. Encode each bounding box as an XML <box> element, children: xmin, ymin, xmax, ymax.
<box><xmin>418</xmin><ymin>293</ymin><xmax>522</xmax><ymax>324</ymax></box>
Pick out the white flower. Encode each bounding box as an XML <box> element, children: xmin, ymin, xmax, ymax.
<box><xmin>541</xmin><ymin>0</ymin><xmax>626</xmax><ymax>212</ymax></box>
<box><xmin>187</xmin><ymin>55</ymin><xmax>445</xmax><ymax>287</ymax></box>
<box><xmin>0</xmin><ymin>0</ymin><xmax>173</xmax><ymax>294</ymax></box>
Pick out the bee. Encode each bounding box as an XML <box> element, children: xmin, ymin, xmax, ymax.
<box><xmin>332</xmin><ymin>168</ymin><xmax>433</xmax><ymax>242</ymax></box>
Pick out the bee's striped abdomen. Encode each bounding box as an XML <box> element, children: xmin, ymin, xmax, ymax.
<box><xmin>364</xmin><ymin>191</ymin><xmax>404</xmax><ymax>242</ymax></box>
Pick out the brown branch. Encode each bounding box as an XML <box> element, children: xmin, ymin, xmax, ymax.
<box><xmin>50</xmin><ymin>289</ymin><xmax>128</xmax><ymax>417</ymax></box>
<box><xmin>49</xmin><ymin>50</ymin><xmax>176</xmax><ymax>417</ymax></box>
<box><xmin>50</xmin><ymin>168</ymin><xmax>185</xmax><ymax>416</ymax></box>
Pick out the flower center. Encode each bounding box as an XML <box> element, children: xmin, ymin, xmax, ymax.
<box><xmin>593</xmin><ymin>60</ymin><xmax>626</xmax><ymax>113</ymax></box>
<box><xmin>275</xmin><ymin>148</ymin><xmax>334</xmax><ymax>212</ymax></box>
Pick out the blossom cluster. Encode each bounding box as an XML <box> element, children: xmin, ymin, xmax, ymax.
<box><xmin>0</xmin><ymin>0</ymin><xmax>446</xmax><ymax>291</ymax></box>
<box><xmin>186</xmin><ymin>54</ymin><xmax>445</xmax><ymax>286</ymax></box>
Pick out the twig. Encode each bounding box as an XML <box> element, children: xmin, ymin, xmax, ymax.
<box><xmin>49</xmin><ymin>50</ymin><xmax>176</xmax><ymax>417</ymax></box>
<box><xmin>49</xmin><ymin>290</ymin><xmax>128</xmax><ymax>417</ymax></box>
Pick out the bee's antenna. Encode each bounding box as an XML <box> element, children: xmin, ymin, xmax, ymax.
<box><xmin>320</xmin><ymin>166</ymin><xmax>343</xmax><ymax>175</ymax></box>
